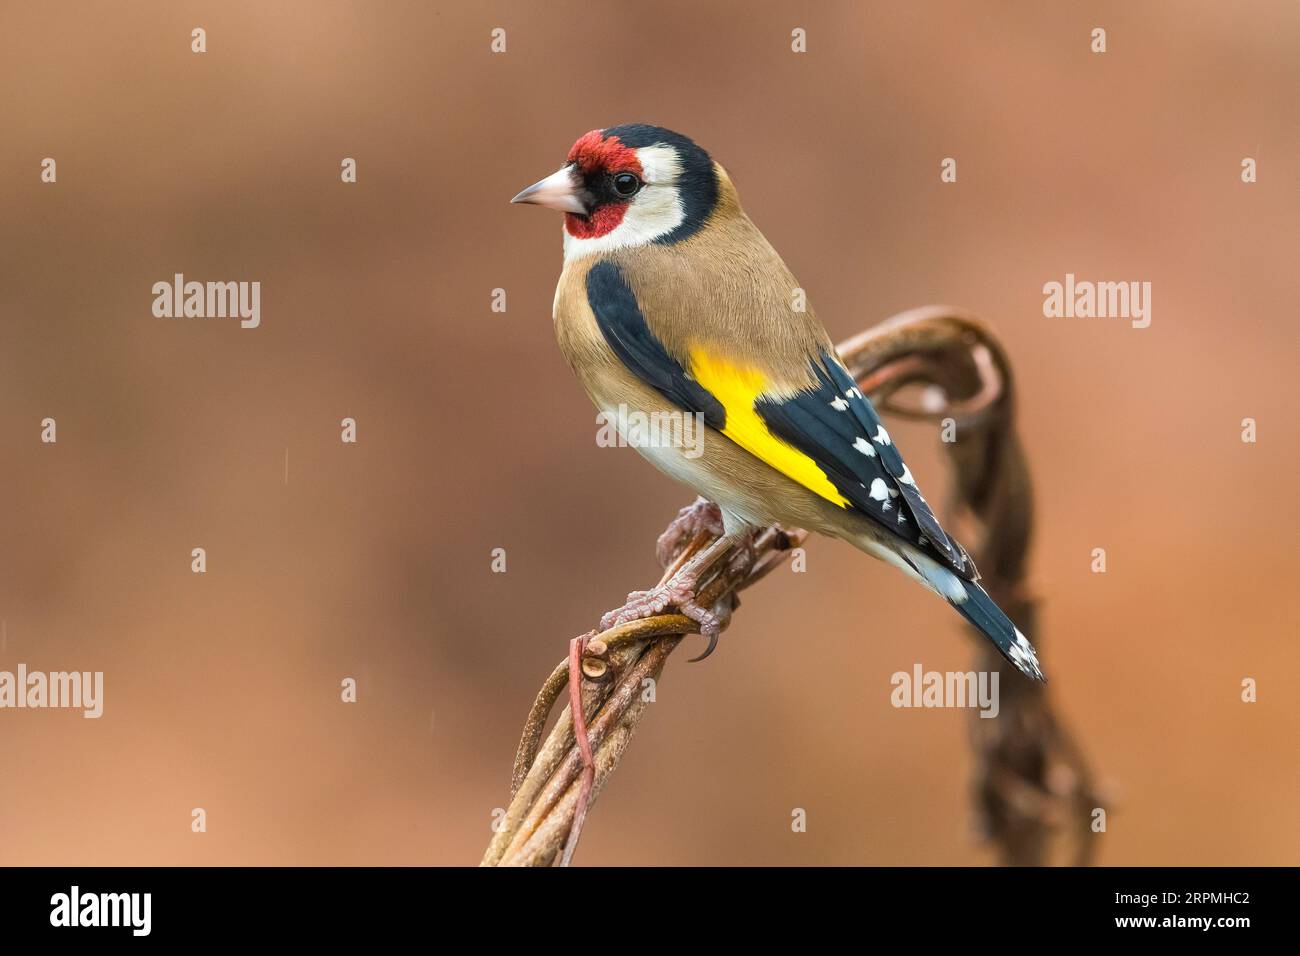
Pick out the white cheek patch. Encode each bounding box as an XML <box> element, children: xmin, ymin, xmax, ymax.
<box><xmin>563</xmin><ymin>145</ymin><xmax>686</xmax><ymax>262</ymax></box>
<box><xmin>634</xmin><ymin>144</ymin><xmax>683</xmax><ymax>187</ymax></box>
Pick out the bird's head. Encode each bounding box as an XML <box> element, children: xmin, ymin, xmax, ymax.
<box><xmin>511</xmin><ymin>124</ymin><xmax>720</xmax><ymax>257</ymax></box>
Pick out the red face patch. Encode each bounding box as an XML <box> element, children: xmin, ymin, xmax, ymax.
<box><xmin>565</xmin><ymin>204</ymin><xmax>628</xmax><ymax>239</ymax></box>
<box><xmin>564</xmin><ymin>130</ymin><xmax>643</xmax><ymax>240</ymax></box>
<box><xmin>566</xmin><ymin>129</ymin><xmax>643</xmax><ymax>177</ymax></box>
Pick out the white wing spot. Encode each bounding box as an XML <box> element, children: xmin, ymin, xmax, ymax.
<box><xmin>852</xmin><ymin>437</ymin><xmax>876</xmax><ymax>457</ymax></box>
<box><xmin>846</xmin><ymin>387</ymin><xmax>863</xmax><ymax>399</ymax></box>
<box><xmin>873</xmin><ymin>425</ymin><xmax>891</xmax><ymax>445</ymax></box>
<box><xmin>898</xmin><ymin>464</ymin><xmax>915</xmax><ymax>486</ymax></box>
<box><xmin>868</xmin><ymin>478</ymin><xmax>890</xmax><ymax>501</ymax></box>
<box><xmin>1007</xmin><ymin>629</ymin><xmax>1044</xmax><ymax>680</ymax></box>
<box><xmin>830</xmin><ymin>396</ymin><xmax>849</xmax><ymax>411</ymax></box>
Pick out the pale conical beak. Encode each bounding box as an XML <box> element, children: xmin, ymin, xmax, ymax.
<box><xmin>510</xmin><ymin>165</ymin><xmax>587</xmax><ymax>214</ymax></box>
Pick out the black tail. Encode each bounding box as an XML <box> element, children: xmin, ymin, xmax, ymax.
<box><xmin>950</xmin><ymin>578</ymin><xmax>1045</xmax><ymax>681</ymax></box>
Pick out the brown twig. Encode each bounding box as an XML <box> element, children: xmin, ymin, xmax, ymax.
<box><xmin>481</xmin><ymin>305</ymin><xmax>1100</xmax><ymax>867</ymax></box>
<box><xmin>481</xmin><ymin>525</ymin><xmax>805</xmax><ymax>867</ymax></box>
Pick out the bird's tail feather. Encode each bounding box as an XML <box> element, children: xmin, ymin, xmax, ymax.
<box><xmin>949</xmin><ymin>578</ymin><xmax>1045</xmax><ymax>682</ymax></box>
<box><xmin>858</xmin><ymin>538</ymin><xmax>1045</xmax><ymax>681</ymax></box>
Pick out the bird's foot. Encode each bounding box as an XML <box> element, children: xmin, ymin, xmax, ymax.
<box><xmin>599</xmin><ymin>574</ymin><xmax>731</xmax><ymax>662</ymax></box>
<box><xmin>655</xmin><ymin>497</ymin><xmax>725</xmax><ymax>568</ymax></box>
<box><xmin>601</xmin><ymin>529</ymin><xmax>753</xmax><ymax>661</ymax></box>
<box><xmin>600</xmin><ymin>570</ymin><xmax>704</xmax><ymax>632</ymax></box>
<box><xmin>683</xmin><ymin>533</ymin><xmax>757</xmax><ymax>659</ymax></box>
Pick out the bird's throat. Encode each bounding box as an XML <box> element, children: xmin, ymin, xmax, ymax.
<box><xmin>565</xmin><ymin>204</ymin><xmax>628</xmax><ymax>239</ymax></box>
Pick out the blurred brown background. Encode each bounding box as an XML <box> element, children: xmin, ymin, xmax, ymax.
<box><xmin>2</xmin><ymin>1</ymin><xmax>1297</xmax><ymax>866</ymax></box>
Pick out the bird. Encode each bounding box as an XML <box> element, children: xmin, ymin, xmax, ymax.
<box><xmin>511</xmin><ymin>124</ymin><xmax>1044</xmax><ymax>684</ymax></box>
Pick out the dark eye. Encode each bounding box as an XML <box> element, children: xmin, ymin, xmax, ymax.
<box><xmin>611</xmin><ymin>172</ymin><xmax>641</xmax><ymax>197</ymax></box>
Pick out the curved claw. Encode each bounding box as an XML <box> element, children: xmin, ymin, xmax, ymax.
<box><xmin>683</xmin><ymin>592</ymin><xmax>736</xmax><ymax>663</ymax></box>
<box><xmin>686</xmin><ymin>629</ymin><xmax>720</xmax><ymax>663</ymax></box>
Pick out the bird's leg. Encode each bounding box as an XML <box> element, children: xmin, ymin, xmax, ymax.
<box><xmin>655</xmin><ymin>496</ymin><xmax>725</xmax><ymax>568</ymax></box>
<box><xmin>678</xmin><ymin>533</ymin><xmax>758</xmax><ymax>660</ymax></box>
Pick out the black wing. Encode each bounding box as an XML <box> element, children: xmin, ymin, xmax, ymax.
<box><xmin>756</xmin><ymin>353</ymin><xmax>974</xmax><ymax>577</ymax></box>
<box><xmin>585</xmin><ymin>260</ymin><xmax>724</xmax><ymax>429</ymax></box>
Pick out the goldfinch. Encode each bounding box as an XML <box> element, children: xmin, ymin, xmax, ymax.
<box><xmin>512</xmin><ymin>124</ymin><xmax>1044</xmax><ymax>681</ymax></box>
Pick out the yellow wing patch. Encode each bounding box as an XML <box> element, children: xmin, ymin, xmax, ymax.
<box><xmin>687</xmin><ymin>346</ymin><xmax>850</xmax><ymax>508</ymax></box>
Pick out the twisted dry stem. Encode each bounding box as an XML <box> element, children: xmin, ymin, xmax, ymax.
<box><xmin>481</xmin><ymin>305</ymin><xmax>1101</xmax><ymax>868</ymax></box>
